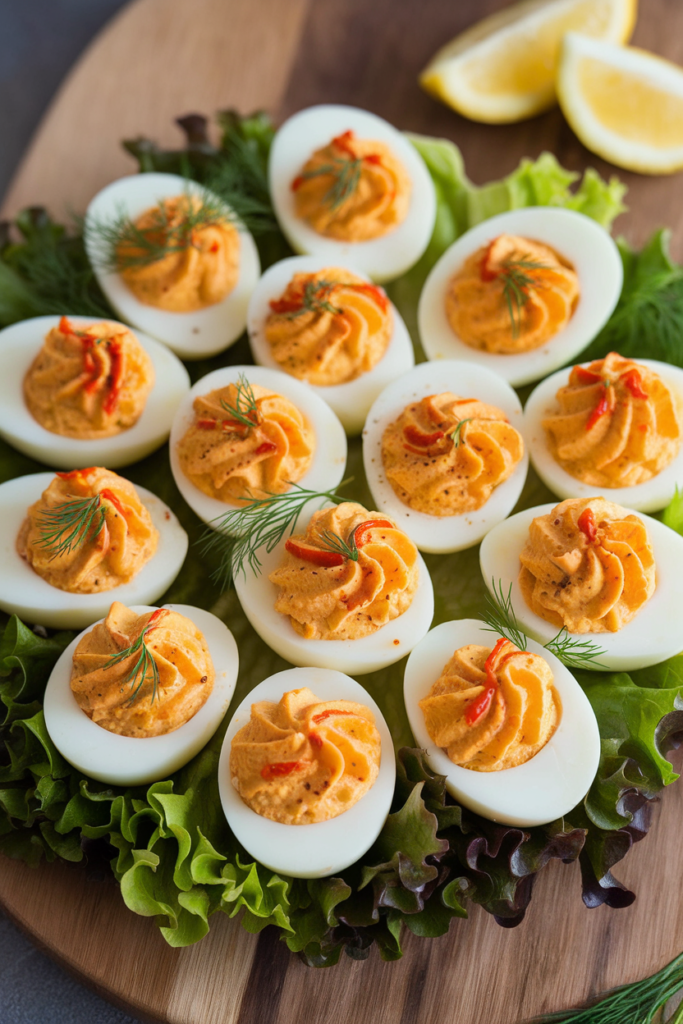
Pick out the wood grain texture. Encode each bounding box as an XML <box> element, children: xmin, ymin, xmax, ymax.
<box><xmin>2</xmin><ymin>0</ymin><xmax>683</xmax><ymax>1021</ymax></box>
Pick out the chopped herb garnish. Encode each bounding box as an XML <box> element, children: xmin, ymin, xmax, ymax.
<box><xmin>450</xmin><ymin>418</ymin><xmax>473</xmax><ymax>448</ymax></box>
<box><xmin>104</xmin><ymin>609</ymin><xmax>167</xmax><ymax>706</ymax></box>
<box><xmin>219</xmin><ymin>374</ymin><xmax>260</xmax><ymax>429</ymax></box>
<box><xmin>37</xmin><ymin>495</ymin><xmax>106</xmax><ymax>560</ymax></box>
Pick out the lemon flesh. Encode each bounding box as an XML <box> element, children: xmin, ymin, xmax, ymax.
<box><xmin>420</xmin><ymin>0</ymin><xmax>637</xmax><ymax>123</ymax></box>
<box><xmin>558</xmin><ymin>33</ymin><xmax>683</xmax><ymax>173</ymax></box>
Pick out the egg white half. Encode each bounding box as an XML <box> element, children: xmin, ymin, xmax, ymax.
<box><xmin>269</xmin><ymin>104</ymin><xmax>436</xmax><ymax>283</ymax></box>
<box><xmin>44</xmin><ymin>604</ymin><xmax>238</xmax><ymax>786</ymax></box>
<box><xmin>169</xmin><ymin>364</ymin><xmax>347</xmax><ymax>532</ymax></box>
<box><xmin>480</xmin><ymin>502</ymin><xmax>683</xmax><ymax>672</ymax></box>
<box><xmin>523</xmin><ymin>359</ymin><xmax>683</xmax><ymax>513</ymax></box>
<box><xmin>362</xmin><ymin>360</ymin><xmax>528</xmax><ymax>553</ymax></box>
<box><xmin>234</xmin><ymin>521</ymin><xmax>434</xmax><ymax>675</ymax></box>
<box><xmin>418</xmin><ymin>207</ymin><xmax>623</xmax><ymax>387</ymax></box>
<box><xmin>85</xmin><ymin>173</ymin><xmax>261</xmax><ymax>359</ymax></box>
<box><xmin>403</xmin><ymin>618</ymin><xmax>600</xmax><ymax>827</ymax></box>
<box><xmin>247</xmin><ymin>255</ymin><xmax>415</xmax><ymax>435</ymax></box>
<box><xmin>218</xmin><ymin>666</ymin><xmax>395</xmax><ymax>878</ymax></box>
<box><xmin>0</xmin><ymin>473</ymin><xmax>188</xmax><ymax>629</ymax></box>
<box><xmin>0</xmin><ymin>315</ymin><xmax>190</xmax><ymax>469</ymax></box>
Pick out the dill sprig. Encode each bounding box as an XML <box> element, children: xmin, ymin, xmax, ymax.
<box><xmin>483</xmin><ymin>578</ymin><xmax>527</xmax><ymax>650</ymax></box>
<box><xmin>219</xmin><ymin>373</ymin><xmax>259</xmax><ymax>428</ymax></box>
<box><xmin>104</xmin><ymin>610</ymin><xmax>165</xmax><ymax>706</ymax></box>
<box><xmin>482</xmin><ymin>578</ymin><xmax>607</xmax><ymax>669</ymax></box>
<box><xmin>283</xmin><ymin>279</ymin><xmax>343</xmax><ymax>320</ymax></box>
<box><xmin>37</xmin><ymin>495</ymin><xmax>106</xmax><ymax>560</ymax></box>
<box><xmin>498</xmin><ymin>256</ymin><xmax>547</xmax><ymax>340</ymax></box>
<box><xmin>87</xmin><ymin>188</ymin><xmax>233</xmax><ymax>274</ymax></box>
<box><xmin>319</xmin><ymin>529</ymin><xmax>359</xmax><ymax>562</ymax></box>
<box><xmin>298</xmin><ymin>157</ymin><xmax>363</xmax><ymax>212</ymax></box>
<box><xmin>450</xmin><ymin>418</ymin><xmax>473</xmax><ymax>448</ymax></box>
<box><xmin>199</xmin><ymin>480</ymin><xmax>353</xmax><ymax>590</ymax></box>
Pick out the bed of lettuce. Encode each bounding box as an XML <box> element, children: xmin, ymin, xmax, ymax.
<box><xmin>1</xmin><ymin>113</ymin><xmax>683</xmax><ymax>966</ymax></box>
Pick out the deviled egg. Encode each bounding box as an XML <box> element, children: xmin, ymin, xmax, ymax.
<box><xmin>85</xmin><ymin>173</ymin><xmax>260</xmax><ymax>359</ymax></box>
<box><xmin>218</xmin><ymin>666</ymin><xmax>395</xmax><ymax>877</ymax></box>
<box><xmin>269</xmin><ymin>104</ymin><xmax>436</xmax><ymax>282</ymax></box>
<box><xmin>234</xmin><ymin>501</ymin><xmax>434</xmax><ymax>675</ymax></box>
<box><xmin>404</xmin><ymin>619</ymin><xmax>600</xmax><ymax>826</ymax></box>
<box><xmin>362</xmin><ymin>360</ymin><xmax>528</xmax><ymax>552</ymax></box>
<box><xmin>418</xmin><ymin>207</ymin><xmax>623</xmax><ymax>387</ymax></box>
<box><xmin>480</xmin><ymin>497</ymin><xmax>683</xmax><ymax>671</ymax></box>
<box><xmin>524</xmin><ymin>354</ymin><xmax>683</xmax><ymax>512</ymax></box>
<box><xmin>44</xmin><ymin>603</ymin><xmax>238</xmax><ymax>786</ymax></box>
<box><xmin>247</xmin><ymin>255</ymin><xmax>415</xmax><ymax>434</ymax></box>
<box><xmin>0</xmin><ymin>469</ymin><xmax>188</xmax><ymax>629</ymax></box>
<box><xmin>169</xmin><ymin>364</ymin><xmax>347</xmax><ymax>529</ymax></box>
<box><xmin>0</xmin><ymin>315</ymin><xmax>189</xmax><ymax>469</ymax></box>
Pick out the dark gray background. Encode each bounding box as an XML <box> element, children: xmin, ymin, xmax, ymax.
<box><xmin>1</xmin><ymin>8</ymin><xmax>146</xmax><ymax>1022</ymax></box>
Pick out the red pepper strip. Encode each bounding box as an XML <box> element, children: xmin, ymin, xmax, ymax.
<box><xmin>269</xmin><ymin>291</ymin><xmax>306</xmax><ymax>314</ymax></box>
<box><xmin>308</xmin><ymin>732</ymin><xmax>323</xmax><ymax>749</ymax></box>
<box><xmin>100</xmin><ymin>488</ymin><xmax>128</xmax><ymax>520</ymax></box>
<box><xmin>221</xmin><ymin>418</ymin><xmax>251</xmax><ymax>433</ymax></box>
<box><xmin>353</xmin><ymin>518</ymin><xmax>394</xmax><ymax>548</ymax></box>
<box><xmin>290</xmin><ymin>175</ymin><xmax>306</xmax><ymax>192</ymax></box>
<box><xmin>254</xmin><ymin>441</ymin><xmax>278</xmax><ymax>456</ymax></box>
<box><xmin>573</xmin><ymin>365</ymin><xmax>603</xmax><ymax>385</ymax></box>
<box><xmin>620</xmin><ymin>368</ymin><xmax>649</xmax><ymax>400</ymax></box>
<box><xmin>363</xmin><ymin>154</ymin><xmax>382</xmax><ymax>166</ymax></box>
<box><xmin>261</xmin><ymin>760</ymin><xmax>308</xmax><ymax>780</ymax></box>
<box><xmin>146</xmin><ymin>608</ymin><xmax>166</xmax><ymax>630</ymax></box>
<box><xmin>197</xmin><ymin>419</ymin><xmax>218</xmax><ymax>429</ymax></box>
<box><xmin>285</xmin><ymin>538</ymin><xmax>345</xmax><ymax>567</ymax></box>
<box><xmin>102</xmin><ymin>340</ymin><xmax>123</xmax><ymax>415</ymax></box>
<box><xmin>332</xmin><ymin>130</ymin><xmax>356</xmax><ymax>158</ymax></box>
<box><xmin>312</xmin><ymin>709</ymin><xmax>357</xmax><ymax>724</ymax></box>
<box><xmin>348</xmin><ymin>282</ymin><xmax>389</xmax><ymax>311</ymax></box>
<box><xmin>586</xmin><ymin>383</ymin><xmax>612</xmax><ymax>431</ymax></box>
<box><xmin>59</xmin><ymin>315</ymin><xmax>73</xmax><ymax>335</ymax></box>
<box><xmin>209</xmin><ymin>242</ymin><xmax>219</xmax><ymax>253</ymax></box>
<box><xmin>577</xmin><ymin>508</ymin><xmax>597</xmax><ymax>543</ymax></box>
<box><xmin>465</xmin><ymin>637</ymin><xmax>511</xmax><ymax>726</ymax></box>
<box><xmin>56</xmin><ymin>468</ymin><xmax>97</xmax><ymax>482</ymax></box>
<box><xmin>403</xmin><ymin>424</ymin><xmax>445</xmax><ymax>448</ymax></box>
<box><xmin>480</xmin><ymin>240</ymin><xmax>499</xmax><ymax>282</ymax></box>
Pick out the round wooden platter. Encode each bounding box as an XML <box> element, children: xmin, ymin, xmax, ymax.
<box><xmin>2</xmin><ymin>0</ymin><xmax>683</xmax><ymax>1021</ymax></box>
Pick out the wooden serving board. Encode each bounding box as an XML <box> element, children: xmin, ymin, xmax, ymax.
<box><xmin>2</xmin><ymin>1</ymin><xmax>683</xmax><ymax>1021</ymax></box>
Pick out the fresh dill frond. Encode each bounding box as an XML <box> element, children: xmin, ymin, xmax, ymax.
<box><xmin>87</xmin><ymin>188</ymin><xmax>233</xmax><ymax>274</ymax></box>
<box><xmin>450</xmin><ymin>418</ymin><xmax>473</xmax><ymax>448</ymax></box>
<box><xmin>482</xmin><ymin>577</ymin><xmax>607</xmax><ymax>669</ymax></box>
<box><xmin>319</xmin><ymin>529</ymin><xmax>359</xmax><ymax>562</ymax></box>
<box><xmin>37</xmin><ymin>495</ymin><xmax>106</xmax><ymax>561</ymax></box>
<box><xmin>298</xmin><ymin>157</ymin><xmax>363</xmax><ymax>212</ymax></box>
<box><xmin>199</xmin><ymin>479</ymin><xmax>353</xmax><ymax>590</ymax></box>
<box><xmin>283</xmin><ymin>279</ymin><xmax>343</xmax><ymax>320</ymax></box>
<box><xmin>219</xmin><ymin>373</ymin><xmax>259</xmax><ymax>428</ymax></box>
<box><xmin>544</xmin><ymin>629</ymin><xmax>608</xmax><ymax>670</ymax></box>
<box><xmin>104</xmin><ymin>610</ymin><xmax>165</xmax><ymax>705</ymax></box>
<box><xmin>482</xmin><ymin>578</ymin><xmax>528</xmax><ymax>651</ymax></box>
<box><xmin>498</xmin><ymin>256</ymin><xmax>547</xmax><ymax>340</ymax></box>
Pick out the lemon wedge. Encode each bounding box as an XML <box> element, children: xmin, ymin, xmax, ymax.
<box><xmin>419</xmin><ymin>0</ymin><xmax>637</xmax><ymax>123</ymax></box>
<box><xmin>557</xmin><ymin>33</ymin><xmax>683</xmax><ymax>173</ymax></box>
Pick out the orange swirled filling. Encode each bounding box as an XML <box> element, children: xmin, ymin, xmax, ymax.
<box><xmin>543</xmin><ymin>352</ymin><xmax>683</xmax><ymax>487</ymax></box>
<box><xmin>23</xmin><ymin>317</ymin><xmax>154</xmax><ymax>439</ymax></box>
<box><xmin>264</xmin><ymin>268</ymin><xmax>392</xmax><ymax>385</ymax></box>
<box><xmin>445</xmin><ymin>234</ymin><xmax>580</xmax><ymax>354</ymax></box>
<box><xmin>269</xmin><ymin>502</ymin><xmax>419</xmax><ymax>640</ymax></box>
<box><xmin>70</xmin><ymin>602</ymin><xmax>214</xmax><ymax>737</ymax></box>
<box><xmin>419</xmin><ymin>639</ymin><xmax>560</xmax><ymax>771</ymax></box>
<box><xmin>119</xmin><ymin>194</ymin><xmax>240</xmax><ymax>312</ymax></box>
<box><xmin>176</xmin><ymin>382</ymin><xmax>314</xmax><ymax>504</ymax></box>
<box><xmin>229</xmin><ymin>686</ymin><xmax>381</xmax><ymax>824</ymax></box>
<box><xmin>291</xmin><ymin>130</ymin><xmax>411</xmax><ymax>242</ymax></box>
<box><xmin>519</xmin><ymin>497</ymin><xmax>656</xmax><ymax>633</ymax></box>
<box><xmin>381</xmin><ymin>392</ymin><xmax>524</xmax><ymax>516</ymax></box>
<box><xmin>17</xmin><ymin>467</ymin><xmax>158</xmax><ymax>594</ymax></box>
